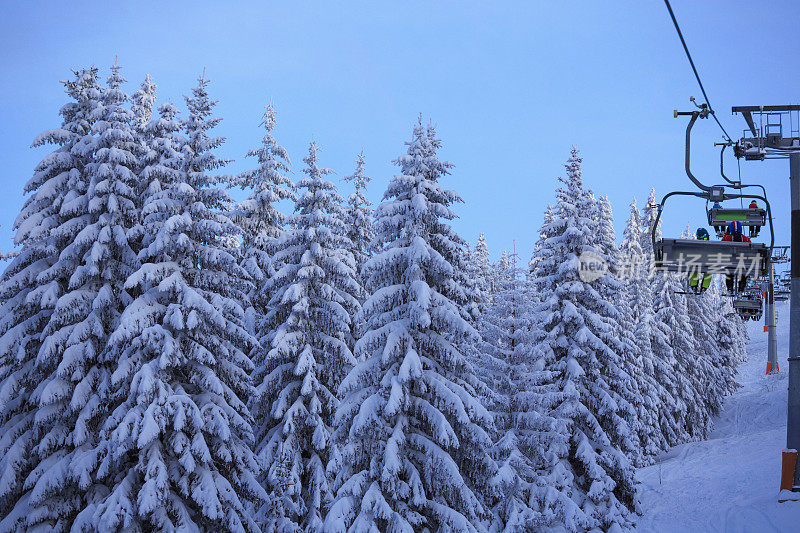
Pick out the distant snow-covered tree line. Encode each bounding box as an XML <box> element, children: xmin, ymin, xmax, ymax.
<box><xmin>0</xmin><ymin>66</ymin><xmax>746</xmax><ymax>532</ymax></box>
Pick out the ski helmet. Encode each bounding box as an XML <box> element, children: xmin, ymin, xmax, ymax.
<box><xmin>696</xmin><ymin>227</ymin><xmax>709</xmax><ymax>240</ymax></box>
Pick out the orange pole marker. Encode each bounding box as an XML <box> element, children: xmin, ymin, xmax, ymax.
<box><xmin>767</xmin><ymin>361</ymin><xmax>780</xmax><ymax>374</ymax></box>
<box><xmin>780</xmin><ymin>450</ymin><xmax>798</xmax><ymax>494</ymax></box>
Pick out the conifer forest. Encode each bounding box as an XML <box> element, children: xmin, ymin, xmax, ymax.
<box><xmin>0</xmin><ymin>65</ymin><xmax>753</xmax><ymax>532</ymax></box>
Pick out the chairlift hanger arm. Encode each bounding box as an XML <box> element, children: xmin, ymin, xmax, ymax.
<box><xmin>675</xmin><ymin>109</ymin><xmax>713</xmax><ymax>192</ymax></box>
<box><xmin>717</xmin><ymin>143</ymin><xmax>738</xmax><ymax>186</ymax></box>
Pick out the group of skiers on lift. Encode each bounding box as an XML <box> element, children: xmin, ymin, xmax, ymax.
<box><xmin>689</xmin><ymin>200</ymin><xmax>759</xmax><ymax>295</ymax></box>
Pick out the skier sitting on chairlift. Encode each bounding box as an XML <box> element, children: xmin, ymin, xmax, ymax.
<box><xmin>688</xmin><ymin>227</ymin><xmax>713</xmax><ymax>294</ymax></box>
<box><xmin>712</xmin><ymin>201</ymin><xmax>725</xmax><ymax>236</ymax></box>
<box><xmin>748</xmin><ymin>200</ymin><xmax>760</xmax><ymax>237</ymax></box>
<box><xmin>722</xmin><ymin>220</ymin><xmax>751</xmax><ymax>293</ymax></box>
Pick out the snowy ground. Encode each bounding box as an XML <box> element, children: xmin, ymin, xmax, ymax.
<box><xmin>636</xmin><ymin>300</ymin><xmax>800</xmax><ymax>532</ymax></box>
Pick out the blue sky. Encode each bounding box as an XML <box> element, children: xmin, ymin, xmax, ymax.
<box><xmin>1</xmin><ymin>0</ymin><xmax>798</xmax><ymax>262</ymax></box>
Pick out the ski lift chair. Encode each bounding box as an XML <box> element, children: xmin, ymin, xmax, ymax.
<box><xmin>652</xmin><ymin>187</ymin><xmax>774</xmax><ymax>296</ymax></box>
<box><xmin>733</xmin><ymin>296</ymin><xmax>763</xmax><ymax>321</ymax></box>
<box><xmin>708</xmin><ymin>206</ymin><xmax>766</xmax><ymax>238</ymax></box>
<box><xmin>654</xmin><ymin>237</ymin><xmax>769</xmax><ymax>278</ymax></box>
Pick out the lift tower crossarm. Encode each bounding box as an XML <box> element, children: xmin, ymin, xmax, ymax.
<box><xmin>732</xmin><ymin>105</ymin><xmax>800</xmax><ymax>155</ymax></box>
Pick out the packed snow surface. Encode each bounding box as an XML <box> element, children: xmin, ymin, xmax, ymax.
<box><xmin>637</xmin><ymin>300</ymin><xmax>800</xmax><ymax>532</ymax></box>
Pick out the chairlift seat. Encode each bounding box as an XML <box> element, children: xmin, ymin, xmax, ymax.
<box><xmin>654</xmin><ymin>238</ymin><xmax>769</xmax><ymax>276</ymax></box>
<box><xmin>733</xmin><ymin>298</ymin><xmax>762</xmax><ymax>311</ymax></box>
<box><xmin>708</xmin><ymin>207</ymin><xmax>766</xmax><ymax>227</ymax></box>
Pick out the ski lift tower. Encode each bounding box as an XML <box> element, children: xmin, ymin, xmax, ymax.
<box><xmin>732</xmin><ymin>104</ymin><xmax>800</xmax><ymax>499</ymax></box>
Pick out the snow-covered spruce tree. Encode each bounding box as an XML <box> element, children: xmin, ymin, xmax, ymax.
<box><xmin>461</xmin><ymin>237</ymin><xmax>495</xmax><ymax>405</ymax></box>
<box><xmin>0</xmin><ymin>67</ymin><xmax>102</xmax><ymax>531</ymax></box>
<box><xmin>717</xmin><ymin>283</ymin><xmax>749</xmax><ymax>367</ymax></box>
<box><xmin>89</xmin><ymin>75</ymin><xmax>263</xmax><ymax>532</ymax></box>
<box><xmin>594</xmin><ymin>195</ymin><xmax>617</xmax><ymax>278</ymax></box>
<box><xmin>651</xmin><ymin>270</ymin><xmax>709</xmax><ymax>443</ymax></box>
<box><xmin>529</xmin><ymin>204</ymin><xmax>556</xmax><ymax>283</ymax></box>
<box><xmin>477</xmin><ymin>253</ymin><xmax>547</xmax><ymax>530</ymax></box>
<box><xmin>417</xmin><ymin>123</ymin><xmax>483</xmax><ymax>333</ymax></box>
<box><xmin>477</xmin><ymin>253</ymin><xmax>528</xmax><ymax>427</ymax></box>
<box><xmin>618</xmin><ymin>198</ymin><xmax>667</xmax><ymax>462</ymax></box>
<box><xmin>456</xmin><ymin>244</ymin><xmax>485</xmax><ymax>329</ymax></box>
<box><xmin>130</xmin><ymin>74</ymin><xmax>157</xmax><ymax>137</ymax></box>
<box><xmin>341</xmin><ymin>151</ymin><xmax>374</xmax><ymax>347</ymax></box>
<box><xmin>641</xmin><ymin>208</ymin><xmax>697</xmax><ymax>447</ymax></box>
<box><xmin>490</xmin><ymin>250</ymin><xmax>512</xmax><ymax>298</ymax></box>
<box><xmin>639</xmin><ymin>188</ymin><xmax>658</xmax><ymax>263</ymax></box>
<box><xmin>326</xmin><ymin>118</ymin><xmax>497</xmax><ymax>532</ymax></box>
<box><xmin>687</xmin><ymin>280</ymin><xmax>732</xmax><ymax>419</ymax></box>
<box><xmin>714</xmin><ymin>282</ymin><xmax>746</xmax><ymax>385</ymax></box>
<box><xmin>342</xmin><ymin>150</ymin><xmax>374</xmax><ymax>290</ymax></box>
<box><xmin>130</xmin><ymin>99</ymin><xmax>184</xmax><ymax>243</ymax></box>
<box><xmin>472</xmin><ymin>232</ymin><xmax>492</xmax><ymax>303</ymax></box>
<box><xmin>233</xmin><ymin>103</ymin><xmax>295</xmax><ymax>335</ymax></box>
<box><xmin>677</xmin><ymin>225</ymin><xmax>729</xmax><ymax>427</ymax></box>
<box><xmin>589</xmin><ymin>193</ymin><xmax>642</xmax><ymax>465</ymax></box>
<box><xmin>10</xmin><ymin>64</ymin><xmax>143</xmax><ymax>531</ymax></box>
<box><xmin>252</xmin><ymin>140</ymin><xmax>360</xmax><ymax>530</ymax></box>
<box><xmin>527</xmin><ymin>147</ymin><xmax>638</xmax><ymax>531</ymax></box>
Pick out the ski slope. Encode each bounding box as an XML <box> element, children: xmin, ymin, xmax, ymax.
<box><xmin>637</xmin><ymin>300</ymin><xmax>800</xmax><ymax>532</ymax></box>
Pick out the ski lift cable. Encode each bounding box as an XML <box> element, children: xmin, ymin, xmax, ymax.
<box><xmin>664</xmin><ymin>0</ymin><xmax>732</xmax><ymax>143</ymax></box>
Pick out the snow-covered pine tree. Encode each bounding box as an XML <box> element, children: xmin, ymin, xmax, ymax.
<box><xmin>733</xmin><ymin>304</ymin><xmax>749</xmax><ymax>365</ymax></box>
<box><xmin>341</xmin><ymin>151</ymin><xmax>374</xmax><ymax>346</ymax></box>
<box><xmin>326</xmin><ymin>118</ymin><xmax>496</xmax><ymax>532</ymax></box>
<box><xmin>249</xmin><ymin>140</ymin><xmax>360</xmax><ymax>531</ymax></box>
<box><xmin>127</xmin><ymin>75</ymin><xmax>160</xmax><ymax>256</ymax></box>
<box><xmin>491</xmin><ymin>250</ymin><xmax>512</xmax><ymax>297</ymax></box>
<box><xmin>527</xmin><ymin>147</ymin><xmax>638</xmax><ymax>531</ymax></box>
<box><xmin>618</xmin><ymin>198</ymin><xmax>667</xmax><ymax>461</ymax></box>
<box><xmin>595</xmin><ymin>195</ymin><xmax>618</xmax><ymax>278</ymax></box>
<box><xmin>90</xmin><ymin>74</ymin><xmax>263</xmax><ymax>532</ymax></box>
<box><xmin>11</xmin><ymin>64</ymin><xmax>144</xmax><ymax>530</ymax></box>
<box><xmin>590</xmin><ymin>193</ymin><xmax>642</xmax><ymax>465</ymax></box>
<box><xmin>458</xmin><ymin>236</ymin><xmax>497</xmax><ymax>423</ymax></box>
<box><xmin>641</xmin><ymin>206</ymin><xmax>699</xmax><ymax>447</ymax></box>
<box><xmin>714</xmin><ymin>281</ymin><xmax>746</xmax><ymax>385</ymax></box>
<box><xmin>342</xmin><ymin>150</ymin><xmax>374</xmax><ymax>290</ymax></box>
<box><xmin>130</xmin><ymin>74</ymin><xmax>157</xmax><ymax>136</ymax></box>
<box><xmin>529</xmin><ymin>204</ymin><xmax>555</xmax><ymax>284</ymax></box>
<box><xmin>640</xmin><ymin>188</ymin><xmax>659</xmax><ymax>278</ymax></box>
<box><xmin>0</xmin><ymin>67</ymin><xmax>102</xmax><ymax>531</ymax></box>
<box><xmin>417</xmin><ymin>124</ymin><xmax>483</xmax><ymax>333</ymax></box>
<box><xmin>129</xmin><ymin>99</ymin><xmax>184</xmax><ymax>246</ymax></box>
<box><xmin>652</xmin><ymin>269</ymin><xmax>709</xmax><ymax>443</ymax></box>
<box><xmin>458</xmin><ymin>240</ymin><xmax>493</xmax><ymax>399</ymax></box>
<box><xmin>455</xmin><ymin>240</ymin><xmax>485</xmax><ymax>325</ymax></box>
<box><xmin>477</xmin><ymin>252</ymin><xmax>530</xmax><ymax>428</ymax></box>
<box><xmin>472</xmin><ymin>233</ymin><xmax>492</xmax><ymax>302</ymax></box>
<box><xmin>233</xmin><ymin>103</ymin><xmax>295</xmax><ymax>335</ymax></box>
<box><xmin>687</xmin><ymin>279</ymin><xmax>733</xmax><ymax>419</ymax></box>
<box><xmin>477</xmin><ymin>253</ymin><xmax>546</xmax><ymax>530</ymax></box>
<box><xmin>677</xmin><ymin>225</ymin><xmax>729</xmax><ymax>427</ymax></box>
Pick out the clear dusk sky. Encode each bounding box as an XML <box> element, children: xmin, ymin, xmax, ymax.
<box><xmin>1</xmin><ymin>0</ymin><xmax>798</xmax><ymax>262</ymax></box>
